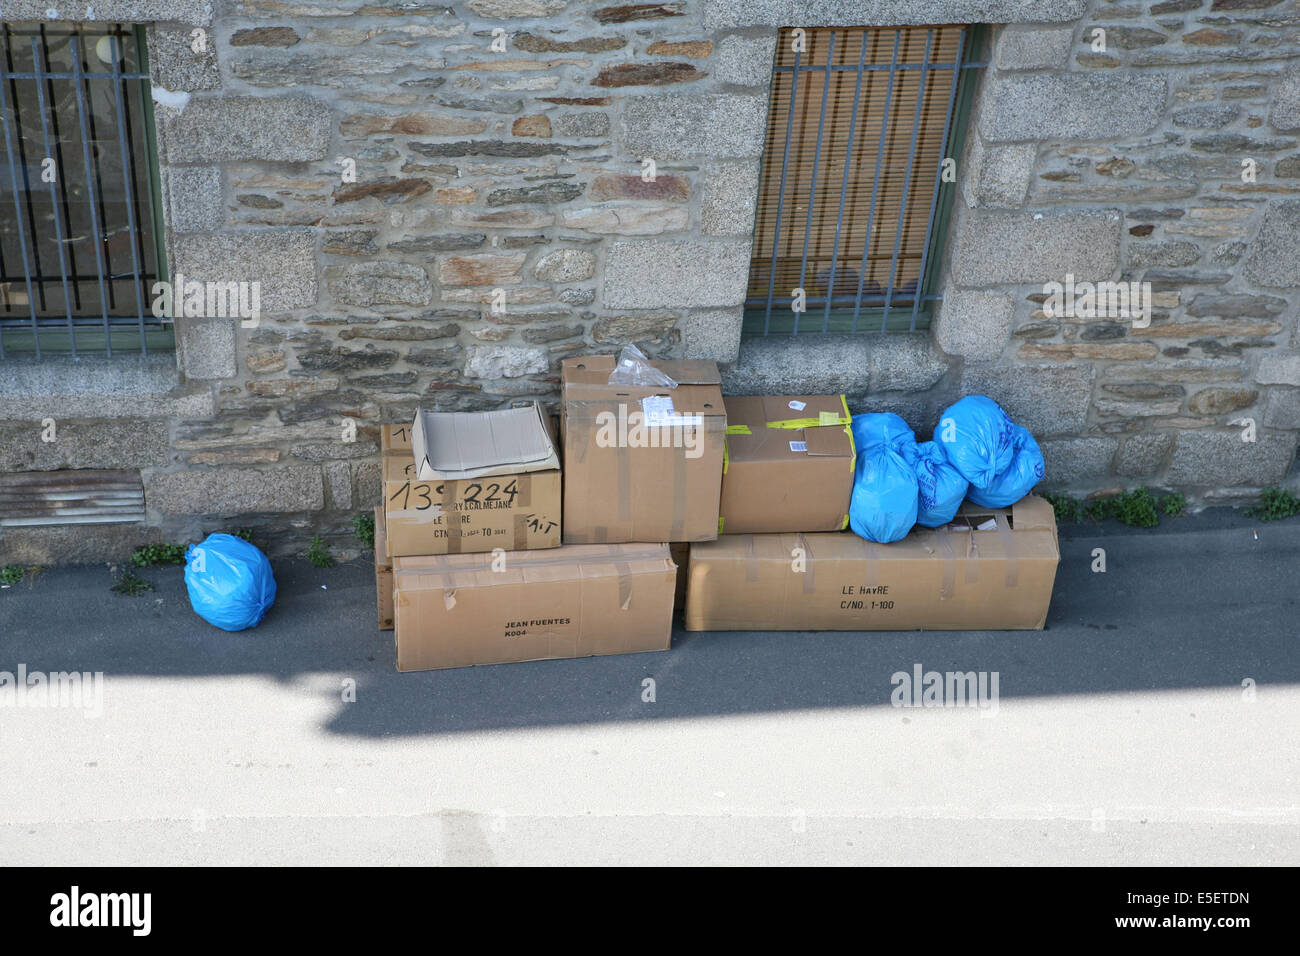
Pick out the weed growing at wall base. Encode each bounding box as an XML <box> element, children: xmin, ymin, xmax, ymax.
<box><xmin>1048</xmin><ymin>489</ymin><xmax>1186</xmax><ymax>527</ymax></box>
<box><xmin>130</xmin><ymin>543</ymin><xmax>187</xmax><ymax>567</ymax></box>
<box><xmin>306</xmin><ymin>535</ymin><xmax>334</xmax><ymax>568</ymax></box>
<box><xmin>353</xmin><ymin>512</ymin><xmax>375</xmax><ymax>551</ymax></box>
<box><xmin>0</xmin><ymin>564</ymin><xmax>40</xmax><ymax>586</ymax></box>
<box><xmin>1245</xmin><ymin>487</ymin><xmax>1300</xmax><ymax>522</ymax></box>
<box><xmin>110</xmin><ymin>569</ymin><xmax>154</xmax><ymax>596</ymax></box>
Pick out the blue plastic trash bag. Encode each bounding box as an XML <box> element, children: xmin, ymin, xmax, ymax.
<box><xmin>912</xmin><ymin>440</ymin><xmax>970</xmax><ymax>527</ymax></box>
<box><xmin>966</xmin><ymin>424</ymin><xmax>1046</xmax><ymax>508</ymax></box>
<box><xmin>934</xmin><ymin>395</ymin><xmax>1016</xmax><ymax>487</ymax></box>
<box><xmin>848</xmin><ymin>413</ymin><xmax>919</xmax><ymax>544</ymax></box>
<box><xmin>184</xmin><ymin>533</ymin><xmax>277</xmax><ymax>631</ymax></box>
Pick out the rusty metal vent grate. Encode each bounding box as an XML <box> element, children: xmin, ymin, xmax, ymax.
<box><xmin>0</xmin><ymin>468</ymin><xmax>145</xmax><ymax>526</ymax></box>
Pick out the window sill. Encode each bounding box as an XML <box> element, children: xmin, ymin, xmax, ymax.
<box><xmin>0</xmin><ymin>352</ymin><xmax>212</xmax><ymax>420</ymax></box>
<box><xmin>724</xmin><ymin>331</ymin><xmax>951</xmax><ymax>396</ymax></box>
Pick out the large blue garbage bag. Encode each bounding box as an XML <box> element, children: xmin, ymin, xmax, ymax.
<box><xmin>913</xmin><ymin>440</ymin><xmax>970</xmax><ymax>527</ymax></box>
<box><xmin>967</xmin><ymin>424</ymin><xmax>1046</xmax><ymax>508</ymax></box>
<box><xmin>184</xmin><ymin>533</ymin><xmax>277</xmax><ymax>631</ymax></box>
<box><xmin>934</xmin><ymin>395</ymin><xmax>1016</xmax><ymax>487</ymax></box>
<box><xmin>848</xmin><ymin>413</ymin><xmax>919</xmax><ymax>544</ymax></box>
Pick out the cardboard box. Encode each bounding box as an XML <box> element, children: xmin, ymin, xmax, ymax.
<box><xmin>561</xmin><ymin>355</ymin><xmax>726</xmax><ymax>544</ymax></box>
<box><xmin>382</xmin><ymin>403</ymin><xmax>562</xmax><ymax>558</ymax></box>
<box><xmin>374</xmin><ymin>505</ymin><xmax>394</xmax><ymax>630</ymax></box>
<box><xmin>718</xmin><ymin>394</ymin><xmax>855</xmax><ymax>534</ymax></box>
<box><xmin>380</xmin><ymin>423</ymin><xmax>412</xmax><ymax>456</ymax></box>
<box><xmin>685</xmin><ymin>496</ymin><xmax>1059</xmax><ymax>631</ymax></box>
<box><xmin>393</xmin><ymin>543</ymin><xmax>676</xmax><ymax>671</ymax></box>
<box><xmin>383</xmin><ymin>459</ymin><xmax>561</xmax><ymax>558</ymax></box>
<box><xmin>411</xmin><ymin>402</ymin><xmax>559</xmax><ymax>481</ymax></box>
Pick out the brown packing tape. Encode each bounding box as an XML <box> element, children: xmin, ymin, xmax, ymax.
<box><xmin>669</xmin><ymin>444</ymin><xmax>687</xmax><ymax>541</ymax></box>
<box><xmin>514</xmin><ymin>474</ymin><xmax>532</xmax><ymax>508</ymax></box>
<box><xmin>797</xmin><ymin>533</ymin><xmax>815</xmax><ymax>595</ymax></box>
<box><xmin>442</xmin><ymin>482</ymin><xmax>462</xmax><ymax>554</ymax></box>
<box><xmin>934</xmin><ymin>526</ymin><xmax>957</xmax><ymax>601</ymax></box>
<box><xmin>965</xmin><ymin>532</ymin><xmax>980</xmax><ymax>584</ymax></box>
<box><xmin>617</xmin><ymin>443</ymin><xmax>632</xmax><ymax>523</ymax></box>
<box><xmin>859</xmin><ymin>534</ymin><xmax>880</xmax><ymax>587</ymax></box>
<box><xmin>744</xmin><ymin>534</ymin><xmax>760</xmax><ymax>583</ymax></box>
<box><xmin>995</xmin><ymin>512</ymin><xmax>1020</xmax><ymax>588</ymax></box>
<box><xmin>565</xmin><ymin>400</ymin><xmax>598</xmax><ymax>465</ymax></box>
<box><xmin>615</xmin><ymin>561</ymin><xmax>633</xmax><ymax>609</ymax></box>
<box><xmin>511</xmin><ymin>470</ymin><xmax>533</xmax><ymax>548</ymax></box>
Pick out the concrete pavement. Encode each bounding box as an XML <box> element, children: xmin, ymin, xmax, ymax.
<box><xmin>1</xmin><ymin>509</ymin><xmax>1297</xmax><ymax>865</ymax></box>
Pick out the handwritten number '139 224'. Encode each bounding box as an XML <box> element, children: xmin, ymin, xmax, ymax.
<box><xmin>387</xmin><ymin>478</ymin><xmax>521</xmax><ymax>511</ymax></box>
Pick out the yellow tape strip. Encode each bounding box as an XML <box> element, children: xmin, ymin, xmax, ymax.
<box><xmin>718</xmin><ymin>516</ymin><xmax>725</xmax><ymax>534</ymax></box>
<box><xmin>722</xmin><ymin>437</ymin><xmax>729</xmax><ymax>475</ymax></box>
<box><xmin>841</xmin><ymin>394</ymin><xmax>856</xmax><ymax>473</ymax></box>
<box><xmin>766</xmin><ymin>415</ymin><xmax>850</xmax><ymax>430</ymax></box>
<box><xmin>726</xmin><ymin>424</ymin><xmax>751</xmax><ymax>435</ymax></box>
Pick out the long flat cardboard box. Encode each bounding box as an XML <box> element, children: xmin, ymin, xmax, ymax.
<box><xmin>561</xmin><ymin>355</ymin><xmax>726</xmax><ymax>544</ymax></box>
<box><xmin>685</xmin><ymin>496</ymin><xmax>1059</xmax><ymax>631</ymax></box>
<box><xmin>393</xmin><ymin>543</ymin><xmax>676</xmax><ymax>671</ymax></box>
<box><xmin>719</xmin><ymin>394</ymin><xmax>855</xmax><ymax>534</ymax></box>
<box><xmin>374</xmin><ymin>505</ymin><xmax>394</xmax><ymax>631</ymax></box>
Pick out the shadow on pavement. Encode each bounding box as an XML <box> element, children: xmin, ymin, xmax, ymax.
<box><xmin>2</xmin><ymin>508</ymin><xmax>1297</xmax><ymax>737</ymax></box>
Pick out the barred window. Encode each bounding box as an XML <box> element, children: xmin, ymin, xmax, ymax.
<box><xmin>0</xmin><ymin>22</ymin><xmax>169</xmax><ymax>357</ymax></box>
<box><xmin>746</xmin><ymin>25</ymin><xmax>984</xmax><ymax>335</ymax></box>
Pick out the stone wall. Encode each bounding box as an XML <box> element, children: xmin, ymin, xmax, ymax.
<box><xmin>1</xmin><ymin>0</ymin><xmax>1298</xmax><ymax>563</ymax></box>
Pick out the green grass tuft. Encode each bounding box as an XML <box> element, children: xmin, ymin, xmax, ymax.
<box><xmin>1083</xmin><ymin>488</ymin><xmax>1160</xmax><ymax>528</ymax></box>
<box><xmin>111</xmin><ymin>569</ymin><xmax>155</xmax><ymax>596</ymax></box>
<box><xmin>1</xmin><ymin>564</ymin><xmax>36</xmax><ymax>586</ymax></box>
<box><xmin>1111</xmin><ymin>488</ymin><xmax>1160</xmax><ymax>528</ymax></box>
<box><xmin>353</xmin><ymin>512</ymin><xmax>375</xmax><ymax>551</ymax></box>
<box><xmin>1159</xmin><ymin>492</ymin><xmax>1186</xmax><ymax>519</ymax></box>
<box><xmin>1043</xmin><ymin>493</ymin><xmax>1084</xmax><ymax>524</ymax></box>
<box><xmin>305</xmin><ymin>535</ymin><xmax>335</xmax><ymax>569</ymax></box>
<box><xmin>1245</xmin><ymin>487</ymin><xmax>1300</xmax><ymax>522</ymax></box>
<box><xmin>130</xmin><ymin>543</ymin><xmax>187</xmax><ymax>567</ymax></box>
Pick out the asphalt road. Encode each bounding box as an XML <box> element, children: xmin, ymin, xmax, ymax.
<box><xmin>1</xmin><ymin>509</ymin><xmax>1297</xmax><ymax>865</ymax></box>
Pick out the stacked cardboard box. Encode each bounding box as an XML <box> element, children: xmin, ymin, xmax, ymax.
<box><xmin>393</xmin><ymin>545</ymin><xmax>675</xmax><ymax>672</ymax></box>
<box><xmin>685</xmin><ymin>497</ymin><xmax>1059</xmax><ymax>631</ymax></box>
<box><xmin>376</xmin><ymin>400</ymin><xmax>675</xmax><ymax>671</ymax></box>
<box><xmin>717</xmin><ymin>394</ymin><xmax>856</xmax><ymax>534</ymax></box>
<box><xmin>384</xmin><ymin>403</ymin><xmax>562</xmax><ymax>558</ymax></box>
<box><xmin>372</xmin><ymin>356</ymin><xmax>1062</xmax><ymax>671</ymax></box>
<box><xmin>560</xmin><ymin>355</ymin><xmax>727</xmax><ymax>543</ymax></box>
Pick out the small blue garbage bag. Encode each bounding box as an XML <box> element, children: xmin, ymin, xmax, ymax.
<box><xmin>848</xmin><ymin>413</ymin><xmax>919</xmax><ymax>544</ymax></box>
<box><xmin>966</xmin><ymin>424</ymin><xmax>1046</xmax><ymax>508</ymax></box>
<box><xmin>913</xmin><ymin>440</ymin><xmax>970</xmax><ymax>527</ymax></box>
<box><xmin>184</xmin><ymin>533</ymin><xmax>277</xmax><ymax>631</ymax></box>
<box><xmin>934</xmin><ymin>395</ymin><xmax>1017</xmax><ymax>487</ymax></box>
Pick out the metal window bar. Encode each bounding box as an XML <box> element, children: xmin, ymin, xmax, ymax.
<box><xmin>745</xmin><ymin>25</ymin><xmax>985</xmax><ymax>336</ymax></box>
<box><xmin>0</xmin><ymin>22</ymin><xmax>169</xmax><ymax>357</ymax></box>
